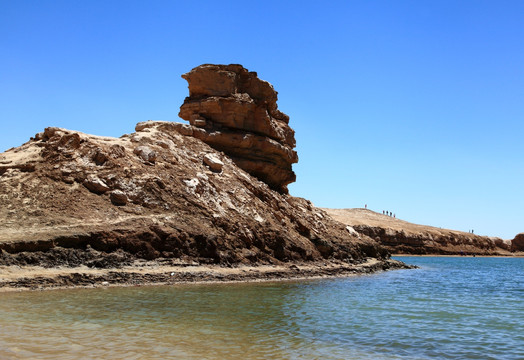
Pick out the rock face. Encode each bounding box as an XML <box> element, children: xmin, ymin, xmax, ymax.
<box><xmin>0</xmin><ymin>122</ymin><xmax>387</xmax><ymax>268</ymax></box>
<box><xmin>179</xmin><ymin>64</ymin><xmax>297</xmax><ymax>194</ymax></box>
<box><xmin>511</xmin><ymin>233</ymin><xmax>524</xmax><ymax>252</ymax></box>
<box><xmin>324</xmin><ymin>208</ymin><xmax>517</xmax><ymax>256</ymax></box>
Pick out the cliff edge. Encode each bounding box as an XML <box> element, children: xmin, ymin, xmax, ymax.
<box><xmin>324</xmin><ymin>208</ymin><xmax>521</xmax><ymax>256</ymax></box>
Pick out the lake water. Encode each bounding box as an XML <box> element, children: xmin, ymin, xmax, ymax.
<box><xmin>0</xmin><ymin>257</ymin><xmax>523</xmax><ymax>359</ymax></box>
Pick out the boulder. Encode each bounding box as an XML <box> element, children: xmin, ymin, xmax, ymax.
<box><xmin>203</xmin><ymin>153</ymin><xmax>224</xmax><ymax>172</ymax></box>
<box><xmin>84</xmin><ymin>176</ymin><xmax>110</xmax><ymax>194</ymax></box>
<box><xmin>511</xmin><ymin>233</ymin><xmax>524</xmax><ymax>252</ymax></box>
<box><xmin>110</xmin><ymin>190</ymin><xmax>128</xmax><ymax>206</ymax></box>
<box><xmin>134</xmin><ymin>146</ymin><xmax>157</xmax><ymax>163</ymax></box>
<box><xmin>179</xmin><ymin>64</ymin><xmax>297</xmax><ymax>193</ymax></box>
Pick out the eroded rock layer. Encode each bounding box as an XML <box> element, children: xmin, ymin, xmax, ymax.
<box><xmin>179</xmin><ymin>64</ymin><xmax>297</xmax><ymax>193</ymax></box>
<box><xmin>0</xmin><ymin>122</ymin><xmax>387</xmax><ymax>268</ymax></box>
<box><xmin>324</xmin><ymin>208</ymin><xmax>519</xmax><ymax>256</ymax></box>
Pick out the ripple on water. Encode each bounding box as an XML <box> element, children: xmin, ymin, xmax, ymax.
<box><xmin>0</xmin><ymin>257</ymin><xmax>523</xmax><ymax>359</ymax></box>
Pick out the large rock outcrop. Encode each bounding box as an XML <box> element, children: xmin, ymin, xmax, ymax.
<box><xmin>0</xmin><ymin>122</ymin><xmax>388</xmax><ymax>268</ymax></box>
<box><xmin>179</xmin><ymin>64</ymin><xmax>297</xmax><ymax>194</ymax></box>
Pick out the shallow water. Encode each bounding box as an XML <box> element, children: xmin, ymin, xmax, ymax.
<box><xmin>0</xmin><ymin>257</ymin><xmax>523</xmax><ymax>359</ymax></box>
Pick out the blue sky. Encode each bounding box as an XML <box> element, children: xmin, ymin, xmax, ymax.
<box><xmin>1</xmin><ymin>0</ymin><xmax>523</xmax><ymax>239</ymax></box>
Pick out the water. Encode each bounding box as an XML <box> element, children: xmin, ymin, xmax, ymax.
<box><xmin>0</xmin><ymin>257</ymin><xmax>523</xmax><ymax>359</ymax></box>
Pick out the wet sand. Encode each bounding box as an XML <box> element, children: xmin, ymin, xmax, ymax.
<box><xmin>0</xmin><ymin>258</ymin><xmax>412</xmax><ymax>292</ymax></box>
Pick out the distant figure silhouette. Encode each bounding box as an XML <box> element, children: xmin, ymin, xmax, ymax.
<box><xmin>383</xmin><ymin>210</ymin><xmax>385</xmax><ymax>215</ymax></box>
<box><xmin>365</xmin><ymin>204</ymin><xmax>367</xmax><ymax>209</ymax></box>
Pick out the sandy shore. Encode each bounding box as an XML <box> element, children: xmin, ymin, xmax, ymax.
<box><xmin>0</xmin><ymin>258</ymin><xmax>412</xmax><ymax>292</ymax></box>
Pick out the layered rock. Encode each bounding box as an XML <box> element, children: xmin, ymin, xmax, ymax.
<box><xmin>179</xmin><ymin>64</ymin><xmax>297</xmax><ymax>193</ymax></box>
<box><xmin>0</xmin><ymin>122</ymin><xmax>388</xmax><ymax>268</ymax></box>
<box><xmin>324</xmin><ymin>208</ymin><xmax>517</xmax><ymax>256</ymax></box>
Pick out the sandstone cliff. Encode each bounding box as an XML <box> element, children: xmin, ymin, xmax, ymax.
<box><xmin>324</xmin><ymin>208</ymin><xmax>519</xmax><ymax>256</ymax></box>
<box><xmin>0</xmin><ymin>122</ymin><xmax>389</xmax><ymax>269</ymax></box>
<box><xmin>178</xmin><ymin>64</ymin><xmax>297</xmax><ymax>194</ymax></box>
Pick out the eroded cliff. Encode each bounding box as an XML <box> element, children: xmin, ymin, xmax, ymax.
<box><xmin>178</xmin><ymin>64</ymin><xmax>297</xmax><ymax>194</ymax></box>
<box><xmin>324</xmin><ymin>208</ymin><xmax>519</xmax><ymax>256</ymax></box>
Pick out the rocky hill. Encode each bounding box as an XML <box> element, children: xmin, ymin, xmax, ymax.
<box><xmin>0</xmin><ymin>65</ymin><xmax>397</xmax><ymax>285</ymax></box>
<box><xmin>324</xmin><ymin>208</ymin><xmax>521</xmax><ymax>256</ymax></box>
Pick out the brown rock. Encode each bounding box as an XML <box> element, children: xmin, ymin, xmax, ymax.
<box><xmin>324</xmin><ymin>208</ymin><xmax>514</xmax><ymax>256</ymax></box>
<box><xmin>83</xmin><ymin>176</ymin><xmax>110</xmax><ymax>194</ymax></box>
<box><xmin>110</xmin><ymin>144</ymin><xmax>126</xmax><ymax>158</ymax></box>
<box><xmin>203</xmin><ymin>153</ymin><xmax>224</xmax><ymax>172</ymax></box>
<box><xmin>134</xmin><ymin>146</ymin><xmax>157</xmax><ymax>163</ymax></box>
<box><xmin>511</xmin><ymin>233</ymin><xmax>524</xmax><ymax>252</ymax></box>
<box><xmin>0</xmin><ymin>121</ymin><xmax>386</xmax><ymax>268</ymax></box>
<box><xmin>179</xmin><ymin>64</ymin><xmax>297</xmax><ymax>193</ymax></box>
<box><xmin>110</xmin><ymin>190</ymin><xmax>128</xmax><ymax>206</ymax></box>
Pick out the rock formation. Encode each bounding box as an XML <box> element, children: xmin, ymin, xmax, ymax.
<box><xmin>324</xmin><ymin>208</ymin><xmax>518</xmax><ymax>256</ymax></box>
<box><xmin>0</xmin><ymin>122</ymin><xmax>388</xmax><ymax>268</ymax></box>
<box><xmin>178</xmin><ymin>64</ymin><xmax>297</xmax><ymax>194</ymax></box>
<box><xmin>511</xmin><ymin>233</ymin><xmax>524</xmax><ymax>252</ymax></box>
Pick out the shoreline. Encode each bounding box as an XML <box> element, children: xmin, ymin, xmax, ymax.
<box><xmin>2</xmin><ymin>253</ymin><xmax>521</xmax><ymax>293</ymax></box>
<box><xmin>393</xmin><ymin>253</ymin><xmax>524</xmax><ymax>258</ymax></box>
<box><xmin>0</xmin><ymin>258</ymin><xmax>413</xmax><ymax>293</ymax></box>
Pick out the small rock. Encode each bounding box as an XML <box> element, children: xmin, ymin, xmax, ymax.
<box><xmin>92</xmin><ymin>149</ymin><xmax>108</xmax><ymax>165</ymax></box>
<box><xmin>110</xmin><ymin>190</ymin><xmax>128</xmax><ymax>206</ymax></box>
<box><xmin>58</xmin><ymin>133</ymin><xmax>81</xmax><ymax>149</ymax></box>
<box><xmin>156</xmin><ymin>140</ymin><xmax>172</xmax><ymax>149</ymax></box>
<box><xmin>43</xmin><ymin>127</ymin><xmax>62</xmax><ymax>140</ymax></box>
<box><xmin>134</xmin><ymin>146</ymin><xmax>157</xmax><ymax>163</ymax></box>
<box><xmin>135</xmin><ymin>121</ymin><xmax>155</xmax><ymax>131</ymax></box>
<box><xmin>173</xmin><ymin>123</ymin><xmax>193</xmax><ymax>136</ymax></box>
<box><xmin>346</xmin><ymin>226</ymin><xmax>360</xmax><ymax>237</ymax></box>
<box><xmin>83</xmin><ymin>176</ymin><xmax>110</xmax><ymax>194</ymax></box>
<box><xmin>34</xmin><ymin>132</ymin><xmax>44</xmax><ymax>141</ymax></box>
<box><xmin>203</xmin><ymin>153</ymin><xmax>223</xmax><ymax>172</ymax></box>
<box><xmin>184</xmin><ymin>178</ymin><xmax>199</xmax><ymax>188</ymax></box>
<box><xmin>110</xmin><ymin>144</ymin><xmax>126</xmax><ymax>158</ymax></box>
<box><xmin>63</xmin><ymin>176</ymin><xmax>75</xmax><ymax>184</ymax></box>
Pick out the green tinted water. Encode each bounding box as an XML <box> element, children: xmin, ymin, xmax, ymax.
<box><xmin>1</xmin><ymin>257</ymin><xmax>523</xmax><ymax>359</ymax></box>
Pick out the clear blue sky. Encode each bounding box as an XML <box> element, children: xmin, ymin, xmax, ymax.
<box><xmin>1</xmin><ymin>0</ymin><xmax>523</xmax><ymax>239</ymax></box>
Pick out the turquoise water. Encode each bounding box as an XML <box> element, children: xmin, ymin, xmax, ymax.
<box><xmin>0</xmin><ymin>257</ymin><xmax>523</xmax><ymax>359</ymax></box>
